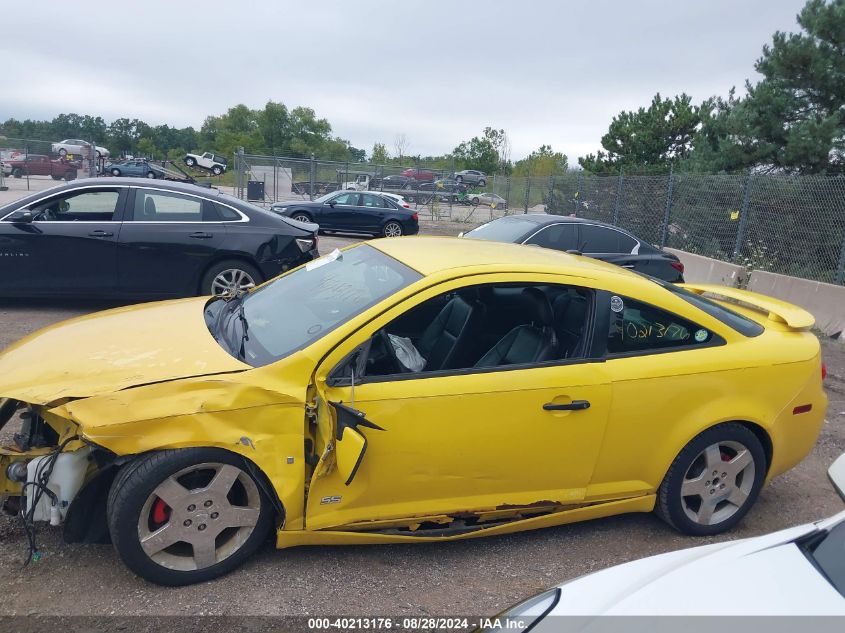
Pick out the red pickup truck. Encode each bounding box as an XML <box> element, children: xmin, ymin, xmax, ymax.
<box><xmin>3</xmin><ymin>154</ymin><xmax>78</xmax><ymax>180</ymax></box>
<box><xmin>401</xmin><ymin>167</ymin><xmax>437</xmax><ymax>182</ymax></box>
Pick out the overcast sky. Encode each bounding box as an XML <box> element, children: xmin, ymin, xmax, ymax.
<box><xmin>2</xmin><ymin>0</ymin><xmax>809</xmax><ymax>161</ymax></box>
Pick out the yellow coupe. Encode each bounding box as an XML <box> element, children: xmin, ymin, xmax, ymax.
<box><xmin>0</xmin><ymin>237</ymin><xmax>827</xmax><ymax>585</ymax></box>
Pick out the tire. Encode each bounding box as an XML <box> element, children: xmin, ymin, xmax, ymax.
<box><xmin>382</xmin><ymin>220</ymin><xmax>403</xmax><ymax>238</ymax></box>
<box><xmin>478</xmin><ymin>179</ymin><xmax>486</xmax><ymax>186</ymax></box>
<box><xmin>470</xmin><ymin>196</ymin><xmax>480</xmax><ymax>205</ymax></box>
<box><xmin>12</xmin><ymin>168</ymin><xmax>22</xmax><ymax>178</ymax></box>
<box><xmin>65</xmin><ymin>171</ymin><xmax>77</xmax><ymax>181</ymax></box>
<box><xmin>58</xmin><ymin>148</ymin><xmax>67</xmax><ymax>157</ymax></box>
<box><xmin>403</xmin><ymin>184</ymin><xmax>412</xmax><ymax>190</ymax></box>
<box><xmin>96</xmin><ymin>151</ymin><xmax>102</xmax><ymax>160</ymax></box>
<box><xmin>200</xmin><ymin>259</ymin><xmax>262</xmax><ymax>296</ymax></box>
<box><xmin>146</xmin><ymin>171</ymin><xmax>157</xmax><ymax>179</ymax></box>
<box><xmin>111</xmin><ymin>168</ymin><xmax>121</xmax><ymax>176</ymax></box>
<box><xmin>455</xmin><ymin>176</ymin><xmax>463</xmax><ymax>183</ymax></box>
<box><xmin>655</xmin><ymin>423</ymin><xmax>766</xmax><ymax>536</ymax></box>
<box><xmin>107</xmin><ymin>448</ymin><xmax>274</xmax><ymax>586</ymax></box>
<box><xmin>51</xmin><ymin>174</ymin><xmax>62</xmax><ymax>180</ymax></box>
<box><xmin>212</xmin><ymin>166</ymin><xmax>223</xmax><ymax>176</ymax></box>
<box><xmin>291</xmin><ymin>212</ymin><xmax>312</xmax><ymax>224</ymax></box>
<box><xmin>185</xmin><ymin>157</ymin><xmax>196</xmax><ymax>168</ymax></box>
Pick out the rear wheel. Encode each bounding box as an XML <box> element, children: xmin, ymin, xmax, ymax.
<box><xmin>478</xmin><ymin>178</ymin><xmax>487</xmax><ymax>186</ymax></box>
<box><xmin>111</xmin><ymin>168</ymin><xmax>121</xmax><ymax>176</ymax></box>
<box><xmin>656</xmin><ymin>423</ymin><xmax>765</xmax><ymax>536</ymax></box>
<box><xmin>65</xmin><ymin>171</ymin><xmax>77</xmax><ymax>181</ymax></box>
<box><xmin>146</xmin><ymin>171</ymin><xmax>157</xmax><ymax>179</ymax></box>
<box><xmin>12</xmin><ymin>168</ymin><xmax>22</xmax><ymax>178</ymax></box>
<box><xmin>107</xmin><ymin>448</ymin><xmax>274</xmax><ymax>586</ymax></box>
<box><xmin>455</xmin><ymin>175</ymin><xmax>463</xmax><ymax>183</ymax></box>
<box><xmin>58</xmin><ymin>148</ymin><xmax>67</xmax><ymax>157</ymax></box>
<box><xmin>382</xmin><ymin>221</ymin><xmax>403</xmax><ymax>237</ymax></box>
<box><xmin>212</xmin><ymin>166</ymin><xmax>223</xmax><ymax>176</ymax></box>
<box><xmin>185</xmin><ymin>157</ymin><xmax>196</xmax><ymax>167</ymax></box>
<box><xmin>200</xmin><ymin>259</ymin><xmax>262</xmax><ymax>296</ymax></box>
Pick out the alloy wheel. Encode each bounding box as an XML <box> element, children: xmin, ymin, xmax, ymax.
<box><xmin>137</xmin><ymin>462</ymin><xmax>262</xmax><ymax>572</ymax></box>
<box><xmin>211</xmin><ymin>268</ymin><xmax>256</xmax><ymax>295</ymax></box>
<box><xmin>680</xmin><ymin>440</ymin><xmax>755</xmax><ymax>526</ymax></box>
<box><xmin>292</xmin><ymin>214</ymin><xmax>311</xmax><ymax>223</ymax></box>
<box><xmin>383</xmin><ymin>222</ymin><xmax>402</xmax><ymax>237</ymax></box>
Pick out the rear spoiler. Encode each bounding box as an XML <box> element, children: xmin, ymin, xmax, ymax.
<box><xmin>679</xmin><ymin>283</ymin><xmax>815</xmax><ymax>330</ymax></box>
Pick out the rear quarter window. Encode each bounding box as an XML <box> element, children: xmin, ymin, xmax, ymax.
<box><xmin>655</xmin><ymin>280</ymin><xmax>765</xmax><ymax>337</ymax></box>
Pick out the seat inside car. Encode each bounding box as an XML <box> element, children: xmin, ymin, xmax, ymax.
<box><xmin>473</xmin><ymin>287</ymin><xmax>558</xmax><ymax>368</ymax></box>
<box><xmin>554</xmin><ymin>291</ymin><xmax>589</xmax><ymax>358</ymax></box>
<box><xmin>142</xmin><ymin>196</ymin><xmax>157</xmax><ymax>219</ymax></box>
<box><xmin>415</xmin><ymin>289</ymin><xmax>485</xmax><ymax>371</ymax></box>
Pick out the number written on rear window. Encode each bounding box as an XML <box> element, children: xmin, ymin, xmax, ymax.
<box><xmin>607</xmin><ymin>296</ymin><xmax>718</xmax><ymax>355</ymax></box>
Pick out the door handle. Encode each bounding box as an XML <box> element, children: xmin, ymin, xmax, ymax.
<box><xmin>543</xmin><ymin>400</ymin><xmax>591</xmax><ymax>411</ymax></box>
<box><xmin>87</xmin><ymin>230</ymin><xmax>113</xmax><ymax>237</ymax></box>
<box><xmin>189</xmin><ymin>232</ymin><xmax>213</xmax><ymax>239</ymax></box>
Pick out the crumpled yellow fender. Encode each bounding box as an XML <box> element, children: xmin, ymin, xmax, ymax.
<box><xmin>50</xmin><ymin>369</ymin><xmax>311</xmax><ymax>529</ymax></box>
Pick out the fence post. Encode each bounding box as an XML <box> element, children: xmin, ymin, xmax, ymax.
<box><xmin>835</xmin><ymin>231</ymin><xmax>845</xmax><ymax>285</ymax></box>
<box><xmin>659</xmin><ymin>164</ymin><xmax>674</xmax><ymax>248</ymax></box>
<box><xmin>547</xmin><ymin>174</ymin><xmax>555</xmax><ymax>213</ymax></box>
<box><xmin>309</xmin><ymin>154</ymin><xmax>315</xmax><ymax>201</ymax></box>
<box><xmin>236</xmin><ymin>147</ymin><xmax>245</xmax><ymax>199</ymax></box>
<box><xmin>612</xmin><ymin>167</ymin><xmax>624</xmax><ymax>225</ymax></box>
<box><xmin>523</xmin><ymin>171</ymin><xmax>531</xmax><ymax>214</ymax></box>
<box><xmin>573</xmin><ymin>170</ymin><xmax>583</xmax><ymax>216</ymax></box>
<box><xmin>732</xmin><ymin>168</ymin><xmax>754</xmax><ymax>261</ymax></box>
<box><xmin>506</xmin><ymin>176</ymin><xmax>511</xmax><ymax>212</ymax></box>
<box><xmin>88</xmin><ymin>140</ymin><xmax>97</xmax><ymax>179</ymax></box>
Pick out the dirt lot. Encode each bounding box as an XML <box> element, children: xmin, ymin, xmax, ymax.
<box><xmin>0</xmin><ymin>182</ymin><xmax>843</xmax><ymax>618</ymax></box>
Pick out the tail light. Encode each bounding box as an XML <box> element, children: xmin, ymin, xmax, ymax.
<box><xmin>403</xmin><ymin>203</ymin><xmax>410</xmax><ymax>208</ymax></box>
<box><xmin>411</xmin><ymin>213</ymin><xmax>418</xmax><ymax>221</ymax></box>
<box><xmin>822</xmin><ymin>362</ymin><xmax>827</xmax><ymax>381</ymax></box>
<box><xmin>670</xmin><ymin>261</ymin><xmax>685</xmax><ymax>274</ymax></box>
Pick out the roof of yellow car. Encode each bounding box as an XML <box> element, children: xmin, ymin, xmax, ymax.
<box><xmin>369</xmin><ymin>236</ymin><xmax>629</xmax><ymax>279</ymax></box>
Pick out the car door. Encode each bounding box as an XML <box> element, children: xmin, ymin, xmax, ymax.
<box><xmin>356</xmin><ymin>193</ymin><xmax>392</xmax><ymax>231</ymax></box>
<box><xmin>304</xmin><ymin>274</ymin><xmax>612</xmax><ymax>531</ymax></box>
<box><xmin>0</xmin><ymin>186</ymin><xmax>125</xmax><ymax>295</ymax></box>
<box><xmin>117</xmin><ymin>187</ymin><xmax>227</xmax><ymax>296</ymax></box>
<box><xmin>524</xmin><ymin>222</ymin><xmax>580</xmax><ymax>252</ymax></box>
<box><xmin>320</xmin><ymin>192</ymin><xmax>361</xmax><ymax>231</ymax></box>
<box><xmin>580</xmin><ymin>224</ymin><xmax>640</xmax><ymax>265</ymax></box>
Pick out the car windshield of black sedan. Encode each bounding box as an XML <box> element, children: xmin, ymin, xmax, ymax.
<box><xmin>215</xmin><ymin>245</ymin><xmax>421</xmax><ymax>366</ymax></box>
<box><xmin>463</xmin><ymin>216</ymin><xmax>540</xmax><ymax>242</ymax></box>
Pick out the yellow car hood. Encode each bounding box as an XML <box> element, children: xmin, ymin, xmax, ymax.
<box><xmin>0</xmin><ymin>297</ymin><xmax>249</xmax><ymax>405</ymax></box>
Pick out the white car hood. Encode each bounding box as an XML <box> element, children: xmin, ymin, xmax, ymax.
<box><xmin>546</xmin><ymin>512</ymin><xmax>845</xmax><ymax>617</ymax></box>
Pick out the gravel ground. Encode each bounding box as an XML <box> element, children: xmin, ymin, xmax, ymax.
<box><xmin>0</xmin><ymin>225</ymin><xmax>843</xmax><ymax>618</ymax></box>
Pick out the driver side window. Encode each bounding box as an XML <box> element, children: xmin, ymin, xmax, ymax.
<box><xmin>30</xmin><ymin>189</ymin><xmax>121</xmax><ymax>222</ymax></box>
<box><xmin>350</xmin><ymin>282</ymin><xmax>592</xmax><ymax>380</ymax></box>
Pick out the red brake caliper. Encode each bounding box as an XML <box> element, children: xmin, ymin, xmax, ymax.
<box><xmin>152</xmin><ymin>498</ymin><xmax>171</xmax><ymax>526</ymax></box>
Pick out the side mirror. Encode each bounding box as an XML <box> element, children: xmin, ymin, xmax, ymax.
<box><xmin>9</xmin><ymin>210</ymin><xmax>33</xmax><ymax>224</ymax></box>
<box><xmin>328</xmin><ymin>201</ymin><xmax>335</xmax><ymax>207</ymax></box>
<box><xmin>828</xmin><ymin>453</ymin><xmax>845</xmax><ymax>503</ymax></box>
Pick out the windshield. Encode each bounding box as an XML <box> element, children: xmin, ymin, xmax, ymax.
<box><xmin>312</xmin><ymin>192</ymin><xmax>338</xmax><ymax>204</ymax></box>
<box><xmin>802</xmin><ymin>518</ymin><xmax>845</xmax><ymax>598</ymax></box>
<box><xmin>463</xmin><ymin>217</ymin><xmax>541</xmax><ymax>243</ymax></box>
<box><xmin>215</xmin><ymin>244</ymin><xmax>422</xmax><ymax>366</ymax></box>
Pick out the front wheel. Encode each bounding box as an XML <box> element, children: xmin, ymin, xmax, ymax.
<box><xmin>212</xmin><ymin>166</ymin><xmax>223</xmax><ymax>176</ymax></box>
<box><xmin>111</xmin><ymin>168</ymin><xmax>121</xmax><ymax>176</ymax></box>
<box><xmin>291</xmin><ymin>213</ymin><xmax>312</xmax><ymax>224</ymax></box>
<box><xmin>58</xmin><ymin>148</ymin><xmax>67</xmax><ymax>157</ymax></box>
<box><xmin>478</xmin><ymin>179</ymin><xmax>486</xmax><ymax>186</ymax></box>
<box><xmin>185</xmin><ymin>157</ymin><xmax>196</xmax><ymax>167</ymax></box>
<box><xmin>146</xmin><ymin>171</ymin><xmax>157</xmax><ymax>179</ymax></box>
<box><xmin>107</xmin><ymin>448</ymin><xmax>274</xmax><ymax>586</ymax></box>
<box><xmin>656</xmin><ymin>423</ymin><xmax>766</xmax><ymax>536</ymax></box>
<box><xmin>12</xmin><ymin>168</ymin><xmax>22</xmax><ymax>178</ymax></box>
<box><xmin>382</xmin><ymin>221</ymin><xmax>403</xmax><ymax>237</ymax></box>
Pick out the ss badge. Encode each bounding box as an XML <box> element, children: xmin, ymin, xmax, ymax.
<box><xmin>320</xmin><ymin>495</ymin><xmax>342</xmax><ymax>505</ymax></box>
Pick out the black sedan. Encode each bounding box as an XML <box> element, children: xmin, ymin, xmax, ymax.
<box><xmin>0</xmin><ymin>178</ymin><xmax>319</xmax><ymax>298</ymax></box>
<box><xmin>271</xmin><ymin>191</ymin><xmax>419</xmax><ymax>237</ymax></box>
<box><xmin>463</xmin><ymin>214</ymin><xmax>685</xmax><ymax>282</ymax></box>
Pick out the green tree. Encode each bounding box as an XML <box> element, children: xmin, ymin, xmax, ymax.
<box><xmin>452</xmin><ymin>127</ymin><xmax>507</xmax><ymax>174</ymax></box>
<box><xmin>512</xmin><ymin>145</ymin><xmax>568</xmax><ymax>177</ymax></box>
<box><xmin>371</xmin><ymin>142</ymin><xmax>389</xmax><ymax>164</ymax></box>
<box><xmin>579</xmin><ymin>93</ymin><xmax>703</xmax><ymax>173</ymax></box>
<box><xmin>692</xmin><ymin>0</ymin><xmax>845</xmax><ymax>174</ymax></box>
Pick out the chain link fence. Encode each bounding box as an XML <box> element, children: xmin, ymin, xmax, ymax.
<box><xmin>546</xmin><ymin>169</ymin><xmax>845</xmax><ymax>286</ymax></box>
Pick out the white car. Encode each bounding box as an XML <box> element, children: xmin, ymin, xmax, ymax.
<box><xmin>469</xmin><ymin>192</ymin><xmax>507</xmax><ymax>208</ymax></box>
<box><xmin>481</xmin><ymin>454</ymin><xmax>845</xmax><ymax>630</ymax></box>
<box><xmin>379</xmin><ymin>192</ymin><xmax>411</xmax><ymax>208</ymax></box>
<box><xmin>51</xmin><ymin>139</ymin><xmax>110</xmax><ymax>159</ymax></box>
<box><xmin>183</xmin><ymin>151</ymin><xmax>227</xmax><ymax>175</ymax></box>
<box><xmin>342</xmin><ymin>174</ymin><xmax>372</xmax><ymax>190</ymax></box>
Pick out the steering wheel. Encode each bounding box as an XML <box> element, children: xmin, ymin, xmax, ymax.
<box><xmin>378</xmin><ymin>329</ymin><xmax>407</xmax><ymax>374</ymax></box>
